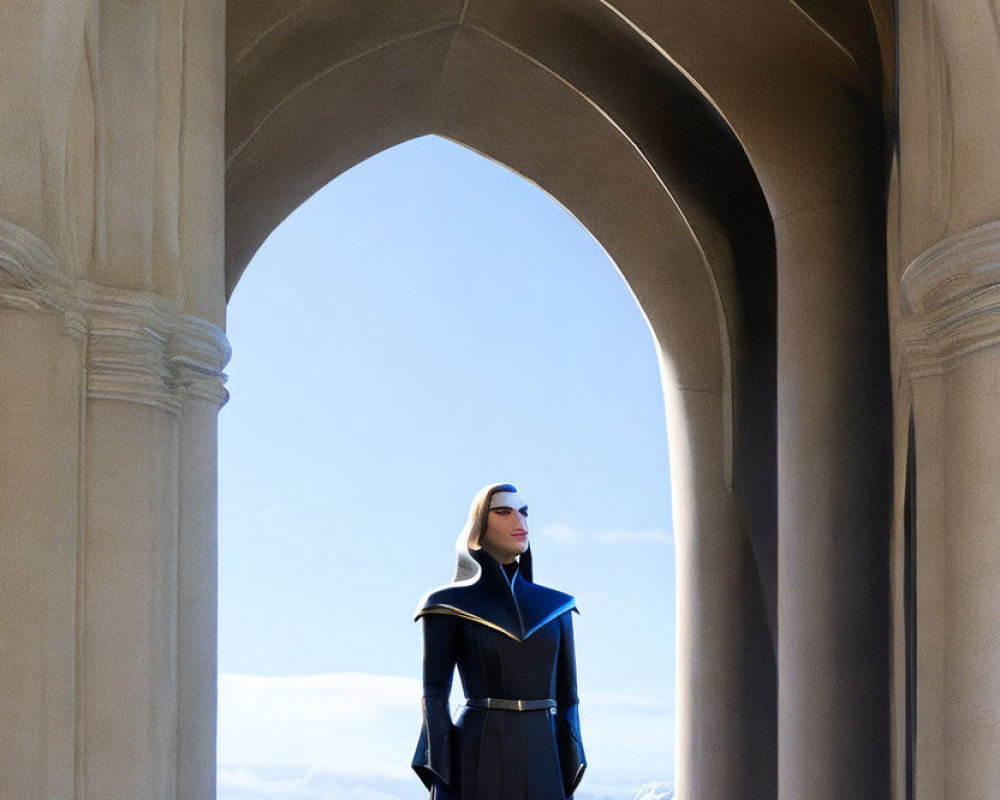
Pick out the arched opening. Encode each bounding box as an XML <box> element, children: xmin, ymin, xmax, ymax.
<box><xmin>0</xmin><ymin>4</ymin><xmax>906</xmax><ymax>800</ymax></box>
<box><xmin>224</xmin><ymin>7</ymin><xmax>778</xmax><ymax>796</ymax></box>
<box><xmin>224</xmin><ymin>5</ymin><xmax>778</xmax><ymax>619</ymax></box>
<box><xmin>218</xmin><ymin>135</ymin><xmax>677</xmax><ymax>798</ymax></box>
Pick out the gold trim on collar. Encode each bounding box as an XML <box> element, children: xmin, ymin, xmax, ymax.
<box><xmin>417</xmin><ymin>605</ymin><xmax>522</xmax><ymax>641</ymax></box>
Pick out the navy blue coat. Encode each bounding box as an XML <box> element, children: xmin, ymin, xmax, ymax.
<box><xmin>412</xmin><ymin>548</ymin><xmax>586</xmax><ymax>799</ymax></box>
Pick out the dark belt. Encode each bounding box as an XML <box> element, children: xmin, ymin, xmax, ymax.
<box><xmin>466</xmin><ymin>697</ymin><xmax>556</xmax><ymax>712</ymax></box>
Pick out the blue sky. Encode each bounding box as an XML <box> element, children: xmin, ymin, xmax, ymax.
<box><xmin>217</xmin><ymin>135</ymin><xmax>676</xmax><ymax>799</ymax></box>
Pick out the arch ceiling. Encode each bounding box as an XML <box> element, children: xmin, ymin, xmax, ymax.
<box><xmin>224</xmin><ymin>0</ymin><xmax>888</xmax><ymax>642</ymax></box>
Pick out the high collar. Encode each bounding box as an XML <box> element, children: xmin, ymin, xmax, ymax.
<box><xmin>453</xmin><ymin>540</ymin><xmax>534</xmax><ymax>585</ymax></box>
<box><xmin>415</xmin><ymin>547</ymin><xmax>576</xmax><ymax>641</ymax></box>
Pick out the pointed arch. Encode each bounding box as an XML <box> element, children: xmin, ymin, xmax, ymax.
<box><xmin>225</xmin><ymin>5</ymin><xmax>778</xmax><ymax>796</ymax></box>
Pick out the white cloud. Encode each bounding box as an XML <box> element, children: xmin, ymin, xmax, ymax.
<box><xmin>218</xmin><ymin>767</ymin><xmax>266</xmax><ymax>790</ymax></box>
<box><xmin>537</xmin><ymin>522</ymin><xmax>584</xmax><ymax>544</ymax></box>
<box><xmin>218</xmin><ymin>672</ymin><xmax>674</xmax><ymax>798</ymax></box>
<box><xmin>218</xmin><ymin>672</ymin><xmax>421</xmax><ymax>780</ymax></box>
<box><xmin>584</xmin><ymin>688</ymin><xmax>674</xmax><ymax>713</ymax></box>
<box><xmin>217</xmin><ymin>764</ymin><xmax>423</xmax><ymax>800</ymax></box>
<box><xmin>536</xmin><ymin>522</ymin><xmax>672</xmax><ymax>546</ymax></box>
<box><xmin>581</xmin><ymin>695</ymin><xmax>676</xmax><ymax>785</ymax></box>
<box><xmin>592</xmin><ymin>528</ymin><xmax>672</xmax><ymax>544</ymax></box>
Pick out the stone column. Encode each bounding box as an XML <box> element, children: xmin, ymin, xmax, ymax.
<box><xmin>0</xmin><ymin>222</ymin><xmax>229</xmax><ymax>799</ymax></box>
<box><xmin>0</xmin><ymin>1</ymin><xmax>227</xmax><ymax>797</ymax></box>
<box><xmin>670</xmin><ymin>385</ymin><xmax>776</xmax><ymax>800</ymax></box>
<box><xmin>79</xmin><ymin>292</ymin><xmax>229</xmax><ymax>799</ymax></box>
<box><xmin>775</xmin><ymin>187</ymin><xmax>892</xmax><ymax>799</ymax></box>
<box><xmin>0</xmin><ymin>224</ymin><xmax>83</xmax><ymax>800</ymax></box>
<box><xmin>176</xmin><ymin>345</ymin><xmax>229</xmax><ymax>800</ymax></box>
<box><xmin>898</xmin><ymin>224</ymin><xmax>1000</xmax><ymax>799</ymax></box>
<box><xmin>895</xmin><ymin>1</ymin><xmax>1000</xmax><ymax>796</ymax></box>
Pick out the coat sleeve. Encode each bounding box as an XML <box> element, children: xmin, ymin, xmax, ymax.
<box><xmin>555</xmin><ymin>610</ymin><xmax>587</xmax><ymax>798</ymax></box>
<box><xmin>412</xmin><ymin>613</ymin><xmax>459</xmax><ymax>791</ymax></box>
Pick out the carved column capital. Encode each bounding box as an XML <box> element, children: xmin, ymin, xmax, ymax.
<box><xmin>81</xmin><ymin>285</ymin><xmax>231</xmax><ymax>411</ymax></box>
<box><xmin>899</xmin><ymin>220</ymin><xmax>1000</xmax><ymax>377</ymax></box>
<box><xmin>0</xmin><ymin>218</ymin><xmax>229</xmax><ymax>410</ymax></box>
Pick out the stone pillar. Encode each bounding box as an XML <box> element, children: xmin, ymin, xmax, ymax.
<box><xmin>0</xmin><ymin>222</ymin><xmax>229</xmax><ymax>799</ymax></box>
<box><xmin>0</xmin><ymin>225</ymin><xmax>83</xmax><ymax>800</ymax></box>
<box><xmin>0</xmin><ymin>1</ymin><xmax>227</xmax><ymax>797</ymax></box>
<box><xmin>776</xmin><ymin>187</ymin><xmax>892</xmax><ymax>799</ymax></box>
<box><xmin>79</xmin><ymin>293</ymin><xmax>229</xmax><ymax>798</ymax></box>
<box><xmin>895</xmin><ymin>1</ymin><xmax>1000</xmax><ymax>796</ymax></box>
<box><xmin>176</xmin><ymin>351</ymin><xmax>228</xmax><ymax>800</ymax></box>
<box><xmin>898</xmin><ymin>224</ymin><xmax>1000</xmax><ymax>799</ymax></box>
<box><xmin>670</xmin><ymin>385</ymin><xmax>776</xmax><ymax>800</ymax></box>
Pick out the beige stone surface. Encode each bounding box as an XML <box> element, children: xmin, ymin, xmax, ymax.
<box><xmin>0</xmin><ymin>2</ymin><xmax>228</xmax><ymax>798</ymax></box>
<box><xmin>669</xmin><ymin>385</ymin><xmax>775</xmax><ymax>799</ymax></box>
<box><xmin>81</xmin><ymin>401</ymin><xmax>180</xmax><ymax>798</ymax></box>
<box><xmin>775</xmin><ymin>192</ymin><xmax>891</xmax><ymax>799</ymax></box>
<box><xmin>177</xmin><ymin>396</ymin><xmax>223</xmax><ymax>800</ymax></box>
<box><xmin>898</xmin><ymin>0</ymin><xmax>1000</xmax><ymax>267</ymax></box>
<box><xmin>0</xmin><ymin>309</ymin><xmax>81</xmax><ymax>800</ymax></box>
<box><xmin>5</xmin><ymin>1</ymin><xmax>1000</xmax><ymax>798</ymax></box>
<box><xmin>895</xmin><ymin>3</ymin><xmax>1000</xmax><ymax>797</ymax></box>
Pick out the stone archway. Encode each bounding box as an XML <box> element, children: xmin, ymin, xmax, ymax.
<box><xmin>225</xmin><ymin>7</ymin><xmax>779</xmax><ymax>799</ymax></box>
<box><xmin>0</xmin><ymin>2</ymin><xmax>903</xmax><ymax>799</ymax></box>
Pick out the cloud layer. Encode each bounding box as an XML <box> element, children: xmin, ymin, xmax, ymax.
<box><xmin>218</xmin><ymin>671</ymin><xmax>673</xmax><ymax>799</ymax></box>
<box><xmin>537</xmin><ymin>523</ymin><xmax>672</xmax><ymax>545</ymax></box>
<box><xmin>218</xmin><ymin>672</ymin><xmax>422</xmax><ymax>780</ymax></box>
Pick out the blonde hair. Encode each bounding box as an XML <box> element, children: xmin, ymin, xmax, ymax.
<box><xmin>460</xmin><ymin>483</ymin><xmax>517</xmax><ymax>551</ymax></box>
